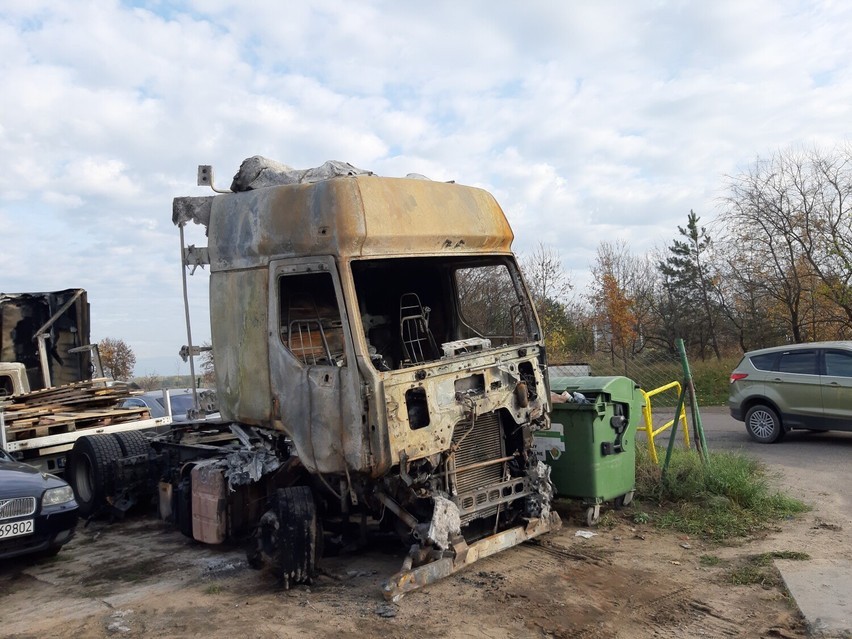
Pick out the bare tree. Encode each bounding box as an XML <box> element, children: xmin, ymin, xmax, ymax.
<box><xmin>199</xmin><ymin>341</ymin><xmax>215</xmax><ymax>387</ymax></box>
<box><xmin>519</xmin><ymin>243</ymin><xmax>592</xmax><ymax>360</ymax></box>
<box><xmin>98</xmin><ymin>337</ymin><xmax>137</xmax><ymax>381</ymax></box>
<box><xmin>521</xmin><ymin>242</ymin><xmax>573</xmax><ymax>305</ymax></box>
<box><xmin>721</xmin><ymin>145</ymin><xmax>852</xmax><ymax>343</ymax></box>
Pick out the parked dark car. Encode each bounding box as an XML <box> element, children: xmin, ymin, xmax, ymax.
<box><xmin>729</xmin><ymin>341</ymin><xmax>852</xmax><ymax>443</ymax></box>
<box><xmin>120</xmin><ymin>388</ymin><xmax>218</xmax><ymax>422</ymax></box>
<box><xmin>0</xmin><ymin>448</ymin><xmax>78</xmax><ymax>559</ymax></box>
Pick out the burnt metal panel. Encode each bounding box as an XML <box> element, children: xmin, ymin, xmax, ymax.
<box><xmin>191</xmin><ymin>463</ymin><xmax>227</xmax><ymax>544</ymax></box>
<box><xmin>206</xmin><ymin>176</ymin><xmax>513</xmax><ymax>271</ymax></box>
<box><xmin>0</xmin><ymin>289</ymin><xmax>91</xmax><ymax>391</ymax></box>
<box><xmin>266</xmin><ymin>257</ymin><xmax>367</xmax><ymax>476</ymax></box>
<box><xmin>210</xmin><ymin>269</ymin><xmax>272</xmax><ymax>426</ymax></box>
<box><xmin>381</xmin><ymin>347</ymin><xmax>547</xmax><ymax>467</ymax></box>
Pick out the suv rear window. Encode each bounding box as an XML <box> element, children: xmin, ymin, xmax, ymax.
<box><xmin>749</xmin><ymin>353</ymin><xmax>777</xmax><ymax>371</ymax></box>
<box><xmin>777</xmin><ymin>350</ymin><xmax>818</xmax><ymax>375</ymax></box>
<box><xmin>825</xmin><ymin>350</ymin><xmax>852</xmax><ymax>377</ymax></box>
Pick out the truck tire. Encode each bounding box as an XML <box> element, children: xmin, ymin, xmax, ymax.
<box><xmin>66</xmin><ymin>434</ymin><xmax>123</xmax><ymax>517</ymax></box>
<box><xmin>112</xmin><ymin>431</ymin><xmax>151</xmax><ymax>458</ymax></box>
<box><xmin>274</xmin><ymin>486</ymin><xmax>319</xmax><ymax>589</ymax></box>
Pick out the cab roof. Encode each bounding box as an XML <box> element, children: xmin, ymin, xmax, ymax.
<box><xmin>202</xmin><ymin>175</ymin><xmax>514</xmax><ymax>271</ymax></box>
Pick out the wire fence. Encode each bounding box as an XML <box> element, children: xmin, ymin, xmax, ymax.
<box><xmin>552</xmin><ymin>349</ymin><xmax>737</xmax><ymax>407</ymax></box>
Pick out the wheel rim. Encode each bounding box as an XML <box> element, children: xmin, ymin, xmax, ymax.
<box><xmin>749</xmin><ymin>410</ymin><xmax>775</xmax><ymax>439</ymax></box>
<box><xmin>74</xmin><ymin>453</ymin><xmax>95</xmax><ymax>503</ymax></box>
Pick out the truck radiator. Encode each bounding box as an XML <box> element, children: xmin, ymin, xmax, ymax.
<box><xmin>450</xmin><ymin>411</ymin><xmax>527</xmax><ymax>523</ymax></box>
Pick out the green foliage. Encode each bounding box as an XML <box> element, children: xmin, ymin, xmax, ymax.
<box><xmin>657</xmin><ymin>210</ymin><xmax>723</xmax><ymax>359</ymax></box>
<box><xmin>632</xmin><ymin>511</ymin><xmax>651</xmax><ymax>524</ymax></box>
<box><xmin>699</xmin><ymin>554</ymin><xmax>722</xmax><ymax>567</ymax></box>
<box><xmin>727</xmin><ymin>562</ymin><xmax>778</xmax><ymax>587</ymax></box>
<box><xmin>98</xmin><ymin>337</ymin><xmax>137</xmax><ymax>381</ymax></box>
<box><xmin>726</xmin><ymin>552</ymin><xmax>809</xmax><ymax>588</ymax></box>
<box><xmin>583</xmin><ymin>351</ymin><xmax>736</xmax><ymax>406</ymax></box>
<box><xmin>635</xmin><ymin>447</ymin><xmax>808</xmax><ymax>540</ymax></box>
<box><xmin>689</xmin><ymin>357</ymin><xmax>741</xmax><ymax>405</ymax></box>
<box><xmin>754</xmin><ymin>550</ymin><xmax>810</xmax><ymax>563</ymax></box>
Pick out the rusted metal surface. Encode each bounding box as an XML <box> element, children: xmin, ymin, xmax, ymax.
<box><xmin>191</xmin><ymin>462</ymin><xmax>228</xmax><ymax>544</ymax></box>
<box><xmin>206</xmin><ymin>176</ymin><xmax>513</xmax><ymax>269</ymax></box>
<box><xmin>382</xmin><ymin>512</ymin><xmax>563</xmax><ymax>601</ymax></box>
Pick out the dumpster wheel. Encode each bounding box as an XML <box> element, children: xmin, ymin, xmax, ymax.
<box><xmin>614</xmin><ymin>490</ymin><xmax>635</xmax><ymax>509</ymax></box>
<box><xmin>585</xmin><ymin>504</ymin><xmax>601</xmax><ymax>526</ymax></box>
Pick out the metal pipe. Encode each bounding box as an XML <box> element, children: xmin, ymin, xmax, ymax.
<box><xmin>440</xmin><ymin>455</ymin><xmax>515</xmax><ymax>477</ymax></box>
<box><xmin>677</xmin><ymin>337</ymin><xmax>709</xmax><ymax>461</ymax></box>
<box><xmin>179</xmin><ymin>225</ymin><xmax>199</xmax><ymax>412</ymax></box>
<box><xmin>31</xmin><ymin>289</ymin><xmax>84</xmax><ymax>340</ymax></box>
<box><xmin>36</xmin><ymin>333</ymin><xmax>52</xmax><ymax>389</ymax></box>
<box><xmin>375</xmin><ymin>492</ymin><xmax>419</xmax><ymax>530</ymax></box>
<box><xmin>161</xmin><ymin>388</ymin><xmax>173</xmax><ymax>419</ymax></box>
<box><xmin>0</xmin><ymin>407</ymin><xmax>7</xmax><ymax>451</ymax></box>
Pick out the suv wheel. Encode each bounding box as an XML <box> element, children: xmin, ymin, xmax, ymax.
<box><xmin>745</xmin><ymin>404</ymin><xmax>784</xmax><ymax>443</ymax></box>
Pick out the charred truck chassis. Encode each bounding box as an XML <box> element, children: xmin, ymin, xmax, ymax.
<box><xmin>68</xmin><ymin>158</ymin><xmax>560</xmax><ymax>600</ymax></box>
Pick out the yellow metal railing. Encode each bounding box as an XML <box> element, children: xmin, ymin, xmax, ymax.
<box><xmin>639</xmin><ymin>381</ymin><xmax>690</xmax><ymax>464</ymax></box>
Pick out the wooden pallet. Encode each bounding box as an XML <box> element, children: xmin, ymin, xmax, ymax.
<box><xmin>1</xmin><ymin>379</ymin><xmax>151</xmax><ymax>439</ymax></box>
<box><xmin>4</xmin><ymin>407</ymin><xmax>151</xmax><ymax>441</ymax></box>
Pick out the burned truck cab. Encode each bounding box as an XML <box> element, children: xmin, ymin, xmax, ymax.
<box><xmin>175</xmin><ymin>159</ymin><xmax>559</xmax><ymax>599</ymax></box>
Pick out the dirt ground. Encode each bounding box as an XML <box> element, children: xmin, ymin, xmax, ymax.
<box><xmin>2</xmin><ymin>486</ymin><xmax>834</xmax><ymax>639</ymax></box>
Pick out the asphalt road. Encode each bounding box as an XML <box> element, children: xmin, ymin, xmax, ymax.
<box><xmin>693</xmin><ymin>405</ymin><xmax>852</xmax><ymax>512</ymax></box>
<box><xmin>687</xmin><ymin>406</ymin><xmax>852</xmax><ymax>637</ymax></box>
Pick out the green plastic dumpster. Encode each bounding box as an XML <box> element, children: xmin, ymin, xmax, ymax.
<box><xmin>534</xmin><ymin>376</ymin><xmax>644</xmax><ymax>526</ymax></box>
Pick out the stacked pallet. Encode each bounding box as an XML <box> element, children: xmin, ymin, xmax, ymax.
<box><xmin>0</xmin><ymin>379</ymin><xmax>151</xmax><ymax>442</ymax></box>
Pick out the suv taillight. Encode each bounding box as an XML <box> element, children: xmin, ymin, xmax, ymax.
<box><xmin>730</xmin><ymin>372</ymin><xmax>748</xmax><ymax>383</ymax></box>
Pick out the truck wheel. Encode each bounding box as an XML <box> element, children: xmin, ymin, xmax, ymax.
<box><xmin>274</xmin><ymin>486</ymin><xmax>319</xmax><ymax>589</ymax></box>
<box><xmin>66</xmin><ymin>434</ymin><xmax>123</xmax><ymax>517</ymax></box>
<box><xmin>112</xmin><ymin>431</ymin><xmax>151</xmax><ymax>458</ymax></box>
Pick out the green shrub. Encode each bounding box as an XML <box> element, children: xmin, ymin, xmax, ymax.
<box><xmin>635</xmin><ymin>446</ymin><xmax>808</xmax><ymax>540</ymax></box>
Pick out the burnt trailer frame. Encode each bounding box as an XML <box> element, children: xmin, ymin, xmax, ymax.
<box><xmin>116</xmin><ymin>161</ymin><xmax>561</xmax><ymax>599</ymax></box>
<box><xmin>0</xmin><ymin>289</ymin><xmax>94</xmax><ymax>391</ymax></box>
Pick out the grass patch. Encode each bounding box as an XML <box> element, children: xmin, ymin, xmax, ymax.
<box><xmin>596</xmin><ymin>510</ymin><xmax>619</xmax><ymax>529</ymax></box>
<box><xmin>635</xmin><ymin>446</ymin><xmax>808</xmax><ymax>540</ymax></box>
<box><xmin>726</xmin><ymin>552</ymin><xmax>809</xmax><ymax>588</ymax></box>
<box><xmin>699</xmin><ymin>554</ymin><xmax>723</xmax><ymax>567</ymax></box>
<box><xmin>728</xmin><ymin>562</ymin><xmax>778</xmax><ymax>587</ymax></box>
<box><xmin>204</xmin><ymin>584</ymin><xmax>223</xmax><ymax>595</ymax></box>
<box><xmin>754</xmin><ymin>550</ymin><xmax>810</xmax><ymax>564</ymax></box>
<box><xmin>632</xmin><ymin>511</ymin><xmax>651</xmax><ymax>524</ymax></box>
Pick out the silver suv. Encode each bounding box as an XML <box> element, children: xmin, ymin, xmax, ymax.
<box><xmin>729</xmin><ymin>341</ymin><xmax>852</xmax><ymax>443</ymax></box>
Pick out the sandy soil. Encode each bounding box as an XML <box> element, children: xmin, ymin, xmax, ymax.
<box><xmin>2</xmin><ymin>491</ymin><xmax>832</xmax><ymax>639</ymax></box>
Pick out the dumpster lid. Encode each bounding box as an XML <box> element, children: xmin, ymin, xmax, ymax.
<box><xmin>549</xmin><ymin>375</ymin><xmax>639</xmax><ymax>398</ymax></box>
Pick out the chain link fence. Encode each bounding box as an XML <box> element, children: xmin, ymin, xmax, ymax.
<box><xmin>552</xmin><ymin>349</ymin><xmax>737</xmax><ymax>407</ymax></box>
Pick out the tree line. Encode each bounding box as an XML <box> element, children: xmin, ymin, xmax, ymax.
<box><xmin>523</xmin><ymin>144</ymin><xmax>852</xmax><ymax>364</ymax></box>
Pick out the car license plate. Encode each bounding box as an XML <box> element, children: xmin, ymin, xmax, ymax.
<box><xmin>0</xmin><ymin>519</ymin><xmax>34</xmax><ymax>539</ymax></box>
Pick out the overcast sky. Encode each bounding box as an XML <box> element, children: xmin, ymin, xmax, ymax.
<box><xmin>2</xmin><ymin>0</ymin><xmax>852</xmax><ymax>375</ymax></box>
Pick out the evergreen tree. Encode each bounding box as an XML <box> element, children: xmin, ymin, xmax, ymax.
<box><xmin>658</xmin><ymin>211</ymin><xmax>722</xmax><ymax>359</ymax></box>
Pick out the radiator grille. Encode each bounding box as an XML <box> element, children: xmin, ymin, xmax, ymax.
<box><xmin>451</xmin><ymin>411</ymin><xmax>507</xmax><ymax>521</ymax></box>
<box><xmin>0</xmin><ymin>497</ymin><xmax>36</xmax><ymax>520</ymax></box>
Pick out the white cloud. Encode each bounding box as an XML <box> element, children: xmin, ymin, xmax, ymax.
<box><xmin>3</xmin><ymin>0</ymin><xmax>852</xmax><ymax>367</ymax></box>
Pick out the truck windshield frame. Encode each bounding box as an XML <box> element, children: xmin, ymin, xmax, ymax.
<box><xmin>350</xmin><ymin>255</ymin><xmax>538</xmax><ymax>371</ymax></box>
